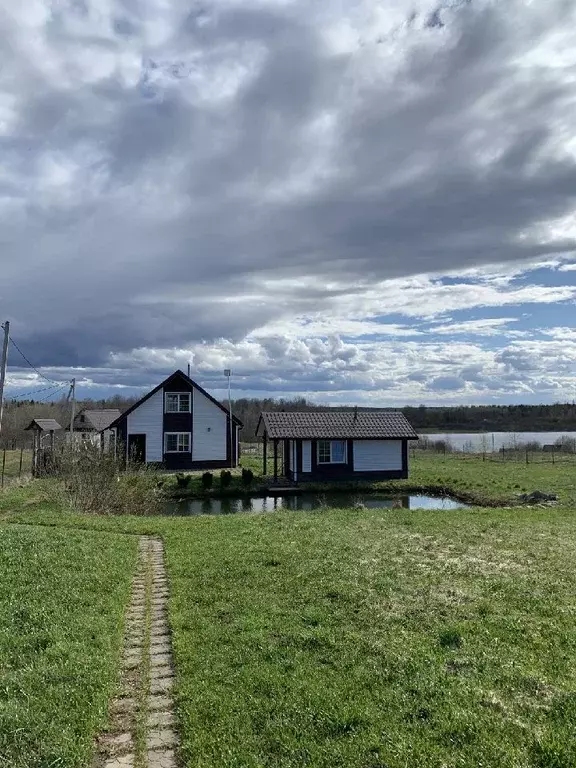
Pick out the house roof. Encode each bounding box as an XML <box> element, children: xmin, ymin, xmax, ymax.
<box><xmin>256</xmin><ymin>411</ymin><xmax>419</xmax><ymax>440</ymax></box>
<box><xmin>24</xmin><ymin>418</ymin><xmax>63</xmax><ymax>432</ymax></box>
<box><xmin>106</xmin><ymin>370</ymin><xmax>243</xmax><ymax>430</ymax></box>
<box><xmin>73</xmin><ymin>409</ymin><xmax>122</xmax><ymax>431</ymax></box>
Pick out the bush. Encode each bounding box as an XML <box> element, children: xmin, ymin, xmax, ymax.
<box><xmin>241</xmin><ymin>468</ymin><xmax>254</xmax><ymax>487</ymax></box>
<box><xmin>201</xmin><ymin>472</ymin><xmax>213</xmax><ymax>490</ymax></box>
<box><xmin>53</xmin><ymin>441</ymin><xmax>165</xmax><ymax>515</ymax></box>
<box><xmin>220</xmin><ymin>470</ymin><xmax>232</xmax><ymax>488</ymax></box>
<box><xmin>175</xmin><ymin>473</ymin><xmax>191</xmax><ymax>489</ymax></box>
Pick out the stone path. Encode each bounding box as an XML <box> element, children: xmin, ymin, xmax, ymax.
<box><xmin>94</xmin><ymin>537</ymin><xmax>179</xmax><ymax>768</ymax></box>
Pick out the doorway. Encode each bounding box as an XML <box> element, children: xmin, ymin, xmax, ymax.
<box><xmin>128</xmin><ymin>434</ymin><xmax>146</xmax><ymax>464</ymax></box>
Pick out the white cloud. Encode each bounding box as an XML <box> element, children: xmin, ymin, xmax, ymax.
<box><xmin>2</xmin><ymin>0</ymin><xmax>576</xmax><ymax>404</ymax></box>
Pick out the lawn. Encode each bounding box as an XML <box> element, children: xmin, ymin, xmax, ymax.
<box><xmin>164</xmin><ymin>506</ymin><xmax>576</xmax><ymax>767</ymax></box>
<box><xmin>1</xmin><ymin>454</ymin><xmax>576</xmax><ymax>766</ymax></box>
<box><xmin>0</xmin><ymin>523</ymin><xmax>137</xmax><ymax>767</ymax></box>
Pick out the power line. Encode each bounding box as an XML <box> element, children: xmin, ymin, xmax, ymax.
<box><xmin>34</xmin><ymin>385</ymin><xmax>70</xmax><ymax>403</ymax></box>
<box><xmin>7</xmin><ymin>383</ymin><xmax>69</xmax><ymax>400</ymax></box>
<box><xmin>4</xmin><ymin>332</ymin><xmax>63</xmax><ymax>385</ymax></box>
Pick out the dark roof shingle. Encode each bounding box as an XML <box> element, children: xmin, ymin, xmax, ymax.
<box><xmin>24</xmin><ymin>418</ymin><xmax>62</xmax><ymax>432</ymax></box>
<box><xmin>75</xmin><ymin>409</ymin><xmax>122</xmax><ymax>431</ymax></box>
<box><xmin>257</xmin><ymin>411</ymin><xmax>419</xmax><ymax>440</ymax></box>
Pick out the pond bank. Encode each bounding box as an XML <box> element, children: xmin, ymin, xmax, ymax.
<box><xmin>165</xmin><ymin>481</ymin><xmax>511</xmax><ymax>508</ymax></box>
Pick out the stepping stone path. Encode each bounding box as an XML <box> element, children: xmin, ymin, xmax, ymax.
<box><xmin>94</xmin><ymin>537</ymin><xmax>179</xmax><ymax>768</ymax></box>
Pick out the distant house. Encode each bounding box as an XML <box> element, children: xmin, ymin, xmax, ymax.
<box><xmin>107</xmin><ymin>370</ymin><xmax>242</xmax><ymax>470</ymax></box>
<box><xmin>256</xmin><ymin>411</ymin><xmax>419</xmax><ymax>482</ymax></box>
<box><xmin>70</xmin><ymin>409</ymin><xmax>122</xmax><ymax>451</ymax></box>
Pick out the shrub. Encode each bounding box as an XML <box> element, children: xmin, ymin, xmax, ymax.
<box><xmin>201</xmin><ymin>472</ymin><xmax>213</xmax><ymax>490</ymax></box>
<box><xmin>241</xmin><ymin>468</ymin><xmax>254</xmax><ymax>487</ymax></box>
<box><xmin>52</xmin><ymin>441</ymin><xmax>165</xmax><ymax>515</ymax></box>
<box><xmin>220</xmin><ymin>470</ymin><xmax>232</xmax><ymax>488</ymax></box>
<box><xmin>175</xmin><ymin>473</ymin><xmax>190</xmax><ymax>489</ymax></box>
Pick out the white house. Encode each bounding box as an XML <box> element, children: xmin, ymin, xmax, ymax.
<box><xmin>107</xmin><ymin>370</ymin><xmax>242</xmax><ymax>470</ymax></box>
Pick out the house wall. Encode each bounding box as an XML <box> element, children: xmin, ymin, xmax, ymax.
<box><xmin>289</xmin><ymin>438</ymin><xmax>408</xmax><ymax>481</ymax></box>
<box><xmin>192</xmin><ymin>387</ymin><xmax>227</xmax><ymax>462</ymax></box>
<box><xmin>353</xmin><ymin>440</ymin><xmax>403</xmax><ymax>472</ymax></box>
<box><xmin>127</xmin><ymin>389</ymin><xmax>164</xmax><ymax>462</ymax></box>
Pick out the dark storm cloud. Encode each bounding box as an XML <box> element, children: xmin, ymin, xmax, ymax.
<box><xmin>1</xmin><ymin>0</ymin><xmax>576</xmax><ymax>374</ymax></box>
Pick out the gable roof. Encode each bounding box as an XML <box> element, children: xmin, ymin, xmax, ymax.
<box><xmin>256</xmin><ymin>411</ymin><xmax>419</xmax><ymax>440</ymax></box>
<box><xmin>106</xmin><ymin>370</ymin><xmax>243</xmax><ymax>430</ymax></box>
<box><xmin>74</xmin><ymin>409</ymin><xmax>122</xmax><ymax>431</ymax></box>
<box><xmin>24</xmin><ymin>418</ymin><xmax>62</xmax><ymax>432</ymax></box>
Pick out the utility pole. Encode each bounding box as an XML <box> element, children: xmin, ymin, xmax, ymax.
<box><xmin>0</xmin><ymin>321</ymin><xmax>10</xmax><ymax>437</ymax></box>
<box><xmin>69</xmin><ymin>378</ymin><xmax>76</xmax><ymax>445</ymax></box>
<box><xmin>224</xmin><ymin>369</ymin><xmax>234</xmax><ymax>468</ymax></box>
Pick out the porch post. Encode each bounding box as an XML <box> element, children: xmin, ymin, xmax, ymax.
<box><xmin>263</xmin><ymin>431</ymin><xmax>267</xmax><ymax>476</ymax></box>
<box><xmin>273</xmin><ymin>439</ymin><xmax>278</xmax><ymax>482</ymax></box>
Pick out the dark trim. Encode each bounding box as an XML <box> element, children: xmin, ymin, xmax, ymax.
<box><xmin>347</xmin><ymin>439</ymin><xmax>354</xmax><ymax>471</ymax></box>
<box><xmin>262</xmin><ymin>434</ymin><xmax>419</xmax><ymax>441</ymax></box>
<box><xmin>296</xmin><ymin>440</ymin><xmax>303</xmax><ymax>478</ymax></box>
<box><xmin>402</xmin><ymin>439</ymin><xmax>408</xmax><ymax>473</ymax></box>
<box><xmin>108</xmin><ymin>370</ymin><xmax>243</xmax><ymax>430</ymax></box>
<box><xmin>298</xmin><ymin>469</ymin><xmax>408</xmax><ymax>481</ymax></box>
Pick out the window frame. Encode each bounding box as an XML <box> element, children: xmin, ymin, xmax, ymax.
<box><xmin>165</xmin><ymin>392</ymin><xmax>191</xmax><ymax>413</ymax></box>
<box><xmin>164</xmin><ymin>432</ymin><xmax>191</xmax><ymax>453</ymax></box>
<box><xmin>317</xmin><ymin>439</ymin><xmax>347</xmax><ymax>465</ymax></box>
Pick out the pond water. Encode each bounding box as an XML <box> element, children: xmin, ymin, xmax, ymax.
<box><xmin>420</xmin><ymin>431</ymin><xmax>576</xmax><ymax>451</ymax></box>
<box><xmin>163</xmin><ymin>494</ymin><xmax>469</xmax><ymax>516</ymax></box>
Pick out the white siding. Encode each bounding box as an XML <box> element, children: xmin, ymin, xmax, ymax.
<box><xmin>302</xmin><ymin>441</ymin><xmax>312</xmax><ymax>473</ymax></box>
<box><xmin>353</xmin><ymin>440</ymin><xmax>402</xmax><ymax>472</ymax></box>
<box><xmin>193</xmin><ymin>388</ymin><xmax>227</xmax><ymax>461</ymax></box>
<box><xmin>127</xmin><ymin>389</ymin><xmax>164</xmax><ymax>462</ymax></box>
<box><xmin>288</xmin><ymin>440</ymin><xmax>294</xmax><ymax>471</ymax></box>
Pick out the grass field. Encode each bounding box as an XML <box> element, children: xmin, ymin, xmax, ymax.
<box><xmin>0</xmin><ymin>449</ymin><xmax>32</xmax><ymax>482</ymax></box>
<box><xmin>0</xmin><ymin>524</ymin><xmax>137</xmax><ymax>767</ymax></box>
<box><xmin>1</xmin><ymin>454</ymin><xmax>576</xmax><ymax>766</ymax></box>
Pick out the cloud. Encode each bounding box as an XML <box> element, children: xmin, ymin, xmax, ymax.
<box><xmin>2</xmin><ymin>0</ymin><xmax>576</xmax><ymax>403</ymax></box>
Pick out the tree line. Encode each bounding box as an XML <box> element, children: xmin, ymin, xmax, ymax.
<box><xmin>3</xmin><ymin>394</ymin><xmax>576</xmax><ymax>449</ymax></box>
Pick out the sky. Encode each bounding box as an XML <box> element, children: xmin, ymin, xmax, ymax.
<box><xmin>1</xmin><ymin>0</ymin><xmax>576</xmax><ymax>406</ymax></box>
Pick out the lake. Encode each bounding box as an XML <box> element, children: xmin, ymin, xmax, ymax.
<box><xmin>419</xmin><ymin>431</ymin><xmax>576</xmax><ymax>451</ymax></box>
<box><xmin>164</xmin><ymin>494</ymin><xmax>469</xmax><ymax>516</ymax></box>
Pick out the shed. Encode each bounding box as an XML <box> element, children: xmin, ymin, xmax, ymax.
<box><xmin>256</xmin><ymin>410</ymin><xmax>419</xmax><ymax>482</ymax></box>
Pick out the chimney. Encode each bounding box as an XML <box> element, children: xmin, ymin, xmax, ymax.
<box><xmin>353</xmin><ymin>406</ymin><xmax>358</xmax><ymax>422</ymax></box>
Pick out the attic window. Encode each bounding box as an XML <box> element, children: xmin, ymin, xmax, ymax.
<box><xmin>165</xmin><ymin>393</ymin><xmax>191</xmax><ymax>413</ymax></box>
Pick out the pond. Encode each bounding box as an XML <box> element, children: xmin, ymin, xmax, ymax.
<box><xmin>163</xmin><ymin>493</ymin><xmax>469</xmax><ymax>516</ymax></box>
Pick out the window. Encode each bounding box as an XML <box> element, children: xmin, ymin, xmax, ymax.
<box><xmin>165</xmin><ymin>393</ymin><xmax>191</xmax><ymax>413</ymax></box>
<box><xmin>165</xmin><ymin>433</ymin><xmax>191</xmax><ymax>453</ymax></box>
<box><xmin>317</xmin><ymin>440</ymin><xmax>347</xmax><ymax>464</ymax></box>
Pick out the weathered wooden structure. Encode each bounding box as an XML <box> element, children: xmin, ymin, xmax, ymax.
<box><xmin>25</xmin><ymin>418</ymin><xmax>62</xmax><ymax>476</ymax></box>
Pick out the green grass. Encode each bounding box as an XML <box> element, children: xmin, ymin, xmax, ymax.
<box><xmin>0</xmin><ymin>523</ymin><xmax>137</xmax><ymax>767</ymax></box>
<box><xmin>2</xmin><ymin>454</ymin><xmax>576</xmax><ymax>766</ymax></box>
<box><xmin>162</xmin><ymin>507</ymin><xmax>576</xmax><ymax>767</ymax></box>
<box><xmin>0</xmin><ymin>449</ymin><xmax>32</xmax><ymax>482</ymax></box>
<box><xmin>162</xmin><ymin>451</ymin><xmax>576</xmax><ymax>507</ymax></box>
